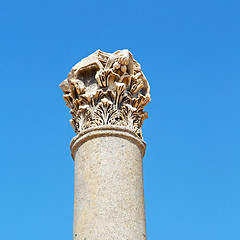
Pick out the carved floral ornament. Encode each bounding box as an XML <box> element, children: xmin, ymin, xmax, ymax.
<box><xmin>60</xmin><ymin>49</ymin><xmax>151</xmax><ymax>139</ymax></box>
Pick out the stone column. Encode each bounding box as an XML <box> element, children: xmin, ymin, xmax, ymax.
<box><xmin>60</xmin><ymin>50</ymin><xmax>151</xmax><ymax>240</ymax></box>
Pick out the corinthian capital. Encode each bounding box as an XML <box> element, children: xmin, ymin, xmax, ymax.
<box><xmin>60</xmin><ymin>49</ymin><xmax>151</xmax><ymax>139</ymax></box>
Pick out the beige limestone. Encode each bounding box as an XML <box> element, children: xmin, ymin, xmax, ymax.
<box><xmin>59</xmin><ymin>49</ymin><xmax>151</xmax><ymax>139</ymax></box>
<box><xmin>71</xmin><ymin>126</ymin><xmax>147</xmax><ymax>240</ymax></box>
<box><xmin>60</xmin><ymin>50</ymin><xmax>151</xmax><ymax>240</ymax></box>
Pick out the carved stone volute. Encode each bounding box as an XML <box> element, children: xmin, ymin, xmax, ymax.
<box><xmin>60</xmin><ymin>49</ymin><xmax>151</xmax><ymax>139</ymax></box>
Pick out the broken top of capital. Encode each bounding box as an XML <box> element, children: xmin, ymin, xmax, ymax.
<box><xmin>59</xmin><ymin>49</ymin><xmax>151</xmax><ymax>139</ymax></box>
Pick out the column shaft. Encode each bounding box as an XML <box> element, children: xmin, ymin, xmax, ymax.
<box><xmin>71</xmin><ymin>127</ymin><xmax>147</xmax><ymax>240</ymax></box>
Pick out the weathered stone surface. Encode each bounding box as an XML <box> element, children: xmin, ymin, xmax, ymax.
<box><xmin>59</xmin><ymin>50</ymin><xmax>151</xmax><ymax>139</ymax></box>
<box><xmin>60</xmin><ymin>50</ymin><xmax>150</xmax><ymax>240</ymax></box>
<box><xmin>71</xmin><ymin>126</ymin><xmax>147</xmax><ymax>240</ymax></box>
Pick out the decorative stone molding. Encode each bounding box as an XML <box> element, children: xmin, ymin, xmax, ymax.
<box><xmin>70</xmin><ymin>125</ymin><xmax>146</xmax><ymax>159</ymax></box>
<box><xmin>60</xmin><ymin>49</ymin><xmax>151</xmax><ymax>139</ymax></box>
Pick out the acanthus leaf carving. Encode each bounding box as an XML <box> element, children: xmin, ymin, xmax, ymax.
<box><xmin>60</xmin><ymin>49</ymin><xmax>151</xmax><ymax>139</ymax></box>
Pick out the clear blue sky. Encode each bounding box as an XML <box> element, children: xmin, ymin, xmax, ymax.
<box><xmin>1</xmin><ymin>0</ymin><xmax>239</xmax><ymax>239</ymax></box>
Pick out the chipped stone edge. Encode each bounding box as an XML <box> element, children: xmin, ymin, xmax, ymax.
<box><xmin>70</xmin><ymin>125</ymin><xmax>146</xmax><ymax>160</ymax></box>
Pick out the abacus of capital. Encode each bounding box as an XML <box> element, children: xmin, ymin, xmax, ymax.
<box><xmin>60</xmin><ymin>50</ymin><xmax>151</xmax><ymax>240</ymax></box>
